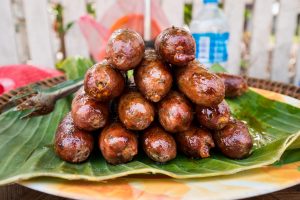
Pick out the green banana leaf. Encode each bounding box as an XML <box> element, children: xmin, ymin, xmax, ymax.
<box><xmin>56</xmin><ymin>56</ymin><xmax>93</xmax><ymax>80</ymax></box>
<box><xmin>0</xmin><ymin>59</ymin><xmax>299</xmax><ymax>185</ymax></box>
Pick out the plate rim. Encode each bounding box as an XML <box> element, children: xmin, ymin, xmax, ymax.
<box><xmin>20</xmin><ymin>174</ymin><xmax>300</xmax><ymax>200</ymax></box>
<box><xmin>15</xmin><ymin>88</ymin><xmax>300</xmax><ymax>199</ymax></box>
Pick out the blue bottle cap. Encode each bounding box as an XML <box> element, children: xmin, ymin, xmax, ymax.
<box><xmin>203</xmin><ymin>0</ymin><xmax>219</xmax><ymax>4</ymax></box>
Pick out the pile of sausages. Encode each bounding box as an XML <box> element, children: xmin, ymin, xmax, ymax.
<box><xmin>54</xmin><ymin>27</ymin><xmax>252</xmax><ymax>165</ymax></box>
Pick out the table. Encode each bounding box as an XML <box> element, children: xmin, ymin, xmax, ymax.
<box><xmin>0</xmin><ymin>184</ymin><xmax>299</xmax><ymax>200</ymax></box>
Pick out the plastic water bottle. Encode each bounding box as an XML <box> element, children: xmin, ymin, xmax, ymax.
<box><xmin>190</xmin><ymin>0</ymin><xmax>229</xmax><ymax>68</ymax></box>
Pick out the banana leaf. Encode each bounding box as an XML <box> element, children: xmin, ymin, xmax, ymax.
<box><xmin>0</xmin><ymin>60</ymin><xmax>299</xmax><ymax>185</ymax></box>
<box><xmin>56</xmin><ymin>57</ymin><xmax>93</xmax><ymax>80</ymax></box>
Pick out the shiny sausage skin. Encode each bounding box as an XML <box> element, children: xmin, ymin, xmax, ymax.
<box><xmin>54</xmin><ymin>113</ymin><xmax>94</xmax><ymax>163</ymax></box>
<box><xmin>158</xmin><ymin>91</ymin><xmax>193</xmax><ymax>133</ymax></box>
<box><xmin>71</xmin><ymin>88</ymin><xmax>109</xmax><ymax>131</ymax></box>
<box><xmin>134</xmin><ymin>49</ymin><xmax>173</xmax><ymax>102</ymax></box>
<box><xmin>106</xmin><ymin>29</ymin><xmax>145</xmax><ymax>71</ymax></box>
<box><xmin>84</xmin><ymin>60</ymin><xmax>125</xmax><ymax>102</ymax></box>
<box><xmin>99</xmin><ymin>122</ymin><xmax>138</xmax><ymax>165</ymax></box>
<box><xmin>216</xmin><ymin>73</ymin><xmax>248</xmax><ymax>98</ymax></box>
<box><xmin>176</xmin><ymin>60</ymin><xmax>225</xmax><ymax>106</ymax></box>
<box><xmin>196</xmin><ymin>100</ymin><xmax>230</xmax><ymax>130</ymax></box>
<box><xmin>118</xmin><ymin>91</ymin><xmax>155</xmax><ymax>131</ymax></box>
<box><xmin>214</xmin><ymin>119</ymin><xmax>253</xmax><ymax>159</ymax></box>
<box><xmin>142</xmin><ymin>125</ymin><xmax>177</xmax><ymax>163</ymax></box>
<box><xmin>155</xmin><ymin>27</ymin><xmax>195</xmax><ymax>66</ymax></box>
<box><xmin>176</xmin><ymin>127</ymin><xmax>215</xmax><ymax>158</ymax></box>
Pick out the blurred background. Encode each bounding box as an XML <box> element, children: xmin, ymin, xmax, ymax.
<box><xmin>0</xmin><ymin>0</ymin><xmax>300</xmax><ymax>93</ymax></box>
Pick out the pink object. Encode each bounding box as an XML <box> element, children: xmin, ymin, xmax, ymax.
<box><xmin>78</xmin><ymin>15</ymin><xmax>110</xmax><ymax>62</ymax></box>
<box><xmin>0</xmin><ymin>65</ymin><xmax>63</xmax><ymax>95</ymax></box>
<box><xmin>78</xmin><ymin>0</ymin><xmax>170</xmax><ymax>62</ymax></box>
<box><xmin>0</xmin><ymin>84</ymin><xmax>3</xmax><ymax>94</ymax></box>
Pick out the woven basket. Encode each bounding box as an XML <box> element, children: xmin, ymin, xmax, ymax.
<box><xmin>0</xmin><ymin>76</ymin><xmax>66</xmax><ymax>110</ymax></box>
<box><xmin>0</xmin><ymin>75</ymin><xmax>299</xmax><ymax>110</ymax></box>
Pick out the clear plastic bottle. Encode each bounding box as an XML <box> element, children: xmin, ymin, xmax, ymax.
<box><xmin>190</xmin><ymin>0</ymin><xmax>229</xmax><ymax>68</ymax></box>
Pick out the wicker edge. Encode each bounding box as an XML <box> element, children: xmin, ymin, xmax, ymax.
<box><xmin>0</xmin><ymin>75</ymin><xmax>66</xmax><ymax>109</ymax></box>
<box><xmin>0</xmin><ymin>75</ymin><xmax>299</xmax><ymax>110</ymax></box>
<box><xmin>245</xmin><ymin>77</ymin><xmax>300</xmax><ymax>100</ymax></box>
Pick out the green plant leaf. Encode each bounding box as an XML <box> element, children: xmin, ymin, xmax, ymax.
<box><xmin>209</xmin><ymin>63</ymin><xmax>227</xmax><ymax>73</ymax></box>
<box><xmin>64</xmin><ymin>22</ymin><xmax>74</xmax><ymax>33</ymax></box>
<box><xmin>0</xmin><ymin>88</ymin><xmax>299</xmax><ymax>185</ymax></box>
<box><xmin>273</xmin><ymin>149</ymin><xmax>300</xmax><ymax>167</ymax></box>
<box><xmin>56</xmin><ymin>57</ymin><xmax>94</xmax><ymax>80</ymax></box>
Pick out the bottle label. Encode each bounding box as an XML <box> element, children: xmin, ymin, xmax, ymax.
<box><xmin>192</xmin><ymin>32</ymin><xmax>229</xmax><ymax>64</ymax></box>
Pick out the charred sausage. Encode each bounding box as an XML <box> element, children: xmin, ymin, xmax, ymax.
<box><xmin>99</xmin><ymin>122</ymin><xmax>138</xmax><ymax>165</ymax></box>
<box><xmin>134</xmin><ymin>49</ymin><xmax>173</xmax><ymax>102</ymax></box>
<box><xmin>216</xmin><ymin>73</ymin><xmax>248</xmax><ymax>98</ymax></box>
<box><xmin>176</xmin><ymin>60</ymin><xmax>225</xmax><ymax>106</ymax></box>
<box><xmin>106</xmin><ymin>29</ymin><xmax>145</xmax><ymax>71</ymax></box>
<box><xmin>71</xmin><ymin>88</ymin><xmax>109</xmax><ymax>131</ymax></box>
<box><xmin>214</xmin><ymin>119</ymin><xmax>253</xmax><ymax>159</ymax></box>
<box><xmin>155</xmin><ymin>27</ymin><xmax>195</xmax><ymax>66</ymax></box>
<box><xmin>118</xmin><ymin>91</ymin><xmax>155</xmax><ymax>130</ymax></box>
<box><xmin>196</xmin><ymin>100</ymin><xmax>230</xmax><ymax>130</ymax></box>
<box><xmin>54</xmin><ymin>113</ymin><xmax>94</xmax><ymax>163</ymax></box>
<box><xmin>158</xmin><ymin>91</ymin><xmax>193</xmax><ymax>133</ymax></box>
<box><xmin>84</xmin><ymin>60</ymin><xmax>125</xmax><ymax>102</ymax></box>
<box><xmin>176</xmin><ymin>127</ymin><xmax>215</xmax><ymax>158</ymax></box>
<box><xmin>142</xmin><ymin>125</ymin><xmax>177</xmax><ymax>163</ymax></box>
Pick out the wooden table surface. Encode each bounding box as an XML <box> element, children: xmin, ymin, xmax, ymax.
<box><xmin>0</xmin><ymin>183</ymin><xmax>299</xmax><ymax>200</ymax></box>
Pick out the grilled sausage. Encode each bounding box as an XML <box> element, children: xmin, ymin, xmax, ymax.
<box><xmin>158</xmin><ymin>91</ymin><xmax>193</xmax><ymax>133</ymax></box>
<box><xmin>176</xmin><ymin>127</ymin><xmax>215</xmax><ymax>158</ymax></box>
<box><xmin>54</xmin><ymin>113</ymin><xmax>94</xmax><ymax>163</ymax></box>
<box><xmin>155</xmin><ymin>27</ymin><xmax>195</xmax><ymax>66</ymax></box>
<box><xmin>176</xmin><ymin>60</ymin><xmax>225</xmax><ymax>106</ymax></box>
<box><xmin>99</xmin><ymin>122</ymin><xmax>138</xmax><ymax>165</ymax></box>
<box><xmin>134</xmin><ymin>49</ymin><xmax>173</xmax><ymax>102</ymax></box>
<box><xmin>84</xmin><ymin>60</ymin><xmax>125</xmax><ymax>102</ymax></box>
<box><xmin>106</xmin><ymin>29</ymin><xmax>145</xmax><ymax>71</ymax></box>
<box><xmin>118</xmin><ymin>91</ymin><xmax>155</xmax><ymax>131</ymax></box>
<box><xmin>71</xmin><ymin>88</ymin><xmax>109</xmax><ymax>131</ymax></box>
<box><xmin>216</xmin><ymin>73</ymin><xmax>248</xmax><ymax>98</ymax></box>
<box><xmin>142</xmin><ymin>125</ymin><xmax>177</xmax><ymax>163</ymax></box>
<box><xmin>214</xmin><ymin>119</ymin><xmax>253</xmax><ymax>159</ymax></box>
<box><xmin>196</xmin><ymin>100</ymin><xmax>230</xmax><ymax>130</ymax></box>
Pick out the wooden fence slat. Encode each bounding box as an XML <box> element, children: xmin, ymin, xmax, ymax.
<box><xmin>95</xmin><ymin>0</ymin><xmax>116</xmax><ymax>21</ymax></box>
<box><xmin>62</xmin><ymin>0</ymin><xmax>89</xmax><ymax>57</ymax></box>
<box><xmin>192</xmin><ymin>0</ymin><xmax>203</xmax><ymax>20</ymax></box>
<box><xmin>249</xmin><ymin>0</ymin><xmax>274</xmax><ymax>79</ymax></box>
<box><xmin>23</xmin><ymin>0</ymin><xmax>55</xmax><ymax>68</ymax></box>
<box><xmin>0</xmin><ymin>0</ymin><xmax>19</xmax><ymax>65</ymax></box>
<box><xmin>271</xmin><ymin>0</ymin><xmax>298</xmax><ymax>83</ymax></box>
<box><xmin>13</xmin><ymin>0</ymin><xmax>30</xmax><ymax>64</ymax></box>
<box><xmin>296</xmin><ymin>48</ymin><xmax>300</xmax><ymax>86</ymax></box>
<box><xmin>161</xmin><ymin>0</ymin><xmax>185</xmax><ymax>27</ymax></box>
<box><xmin>224</xmin><ymin>0</ymin><xmax>245</xmax><ymax>75</ymax></box>
<box><xmin>295</xmin><ymin>0</ymin><xmax>300</xmax><ymax>85</ymax></box>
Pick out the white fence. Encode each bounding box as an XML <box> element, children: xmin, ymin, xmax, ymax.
<box><xmin>0</xmin><ymin>0</ymin><xmax>300</xmax><ymax>85</ymax></box>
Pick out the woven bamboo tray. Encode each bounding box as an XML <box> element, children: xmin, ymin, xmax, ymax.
<box><xmin>0</xmin><ymin>75</ymin><xmax>299</xmax><ymax>110</ymax></box>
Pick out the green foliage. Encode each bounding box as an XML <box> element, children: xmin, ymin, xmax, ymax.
<box><xmin>184</xmin><ymin>3</ymin><xmax>193</xmax><ymax>25</ymax></box>
<box><xmin>210</xmin><ymin>63</ymin><xmax>227</xmax><ymax>73</ymax></box>
<box><xmin>56</xmin><ymin>57</ymin><xmax>94</xmax><ymax>80</ymax></box>
<box><xmin>273</xmin><ymin>149</ymin><xmax>300</xmax><ymax>167</ymax></box>
<box><xmin>244</xmin><ymin>7</ymin><xmax>252</xmax><ymax>21</ymax></box>
<box><xmin>53</xmin><ymin>4</ymin><xmax>75</xmax><ymax>35</ymax></box>
<box><xmin>86</xmin><ymin>2</ymin><xmax>96</xmax><ymax>18</ymax></box>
